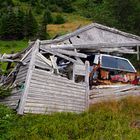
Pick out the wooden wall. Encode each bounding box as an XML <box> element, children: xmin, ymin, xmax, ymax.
<box><xmin>0</xmin><ymin>50</ymin><xmax>32</xmax><ymax>110</ymax></box>
<box><xmin>23</xmin><ymin>68</ymin><xmax>87</xmax><ymax>114</ymax></box>
<box><xmin>0</xmin><ymin>88</ymin><xmax>22</xmax><ymax>109</ymax></box>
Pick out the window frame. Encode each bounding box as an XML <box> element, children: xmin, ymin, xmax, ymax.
<box><xmin>100</xmin><ymin>54</ymin><xmax>136</xmax><ymax>73</ymax></box>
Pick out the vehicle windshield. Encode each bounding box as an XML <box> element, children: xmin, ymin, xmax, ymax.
<box><xmin>101</xmin><ymin>56</ymin><xmax>136</xmax><ymax>72</ymax></box>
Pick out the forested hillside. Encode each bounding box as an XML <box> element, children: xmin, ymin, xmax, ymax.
<box><xmin>0</xmin><ymin>0</ymin><xmax>140</xmax><ymax>41</ymax></box>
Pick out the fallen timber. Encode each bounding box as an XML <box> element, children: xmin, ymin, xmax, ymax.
<box><xmin>89</xmin><ymin>85</ymin><xmax>140</xmax><ymax>104</ymax></box>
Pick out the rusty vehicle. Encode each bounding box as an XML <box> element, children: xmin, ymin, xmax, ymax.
<box><xmin>87</xmin><ymin>54</ymin><xmax>137</xmax><ymax>86</ymax></box>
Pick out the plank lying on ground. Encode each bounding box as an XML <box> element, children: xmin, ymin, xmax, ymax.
<box><xmin>89</xmin><ymin>92</ymin><xmax>140</xmax><ymax>104</ymax></box>
<box><xmin>90</xmin><ymin>85</ymin><xmax>140</xmax><ymax>96</ymax></box>
<box><xmin>90</xmin><ymin>90</ymin><xmax>140</xmax><ymax>99</ymax></box>
<box><xmin>90</xmin><ymin>88</ymin><xmax>140</xmax><ymax>98</ymax></box>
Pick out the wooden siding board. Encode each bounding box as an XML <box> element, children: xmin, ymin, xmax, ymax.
<box><xmin>25</xmin><ymin>101</ymin><xmax>85</xmax><ymax>110</ymax></box>
<box><xmin>24</xmin><ymin>107</ymin><xmax>83</xmax><ymax>114</ymax></box>
<box><xmin>26</xmin><ymin>97</ymin><xmax>85</xmax><ymax>106</ymax></box>
<box><xmin>29</xmin><ymin>81</ymin><xmax>85</xmax><ymax>93</ymax></box>
<box><xmin>24</xmin><ymin>67</ymin><xmax>87</xmax><ymax>114</ymax></box>
<box><xmin>0</xmin><ymin>89</ymin><xmax>22</xmax><ymax>109</ymax></box>
<box><xmin>28</xmin><ymin>88</ymin><xmax>85</xmax><ymax>101</ymax></box>
<box><xmin>27</xmin><ymin>91</ymin><xmax>86</xmax><ymax>101</ymax></box>
<box><xmin>32</xmin><ymin>69</ymin><xmax>86</xmax><ymax>87</ymax></box>
<box><xmin>35</xmin><ymin>60</ymin><xmax>52</xmax><ymax>70</ymax></box>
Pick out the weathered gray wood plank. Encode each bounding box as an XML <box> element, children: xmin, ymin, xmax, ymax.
<box><xmin>26</xmin><ymin>99</ymin><xmax>85</xmax><ymax>109</ymax></box>
<box><xmin>30</xmin><ymin>79</ymin><xmax>85</xmax><ymax>91</ymax></box>
<box><xmin>41</xmin><ymin>48</ymin><xmax>78</xmax><ymax>63</ymax></box>
<box><xmin>28</xmin><ymin>90</ymin><xmax>86</xmax><ymax>100</ymax></box>
<box><xmin>17</xmin><ymin>40</ymin><xmax>40</xmax><ymax>114</ymax></box>
<box><xmin>32</xmin><ymin>69</ymin><xmax>86</xmax><ymax>87</ymax></box>
<box><xmin>41</xmin><ymin>48</ymin><xmax>87</xmax><ymax>58</ymax></box>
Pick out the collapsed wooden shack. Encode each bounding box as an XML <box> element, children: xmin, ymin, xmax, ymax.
<box><xmin>0</xmin><ymin>23</ymin><xmax>140</xmax><ymax>114</ymax></box>
<box><xmin>0</xmin><ymin>40</ymin><xmax>90</xmax><ymax>114</ymax></box>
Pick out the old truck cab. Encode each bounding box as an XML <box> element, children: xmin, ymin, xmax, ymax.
<box><xmin>87</xmin><ymin>54</ymin><xmax>137</xmax><ymax>85</ymax></box>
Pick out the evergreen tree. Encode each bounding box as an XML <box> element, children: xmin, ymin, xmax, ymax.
<box><xmin>15</xmin><ymin>9</ymin><xmax>25</xmax><ymax>39</ymax></box>
<box><xmin>37</xmin><ymin>23</ymin><xmax>48</xmax><ymax>40</ymax></box>
<box><xmin>37</xmin><ymin>9</ymin><xmax>52</xmax><ymax>40</ymax></box>
<box><xmin>0</xmin><ymin>0</ymin><xmax>14</xmax><ymax>8</ymax></box>
<box><xmin>80</xmin><ymin>0</ymin><xmax>140</xmax><ymax>35</ymax></box>
<box><xmin>24</xmin><ymin>9</ymin><xmax>38</xmax><ymax>39</ymax></box>
<box><xmin>43</xmin><ymin>9</ymin><xmax>53</xmax><ymax>25</ymax></box>
<box><xmin>0</xmin><ymin>8</ymin><xmax>17</xmax><ymax>40</ymax></box>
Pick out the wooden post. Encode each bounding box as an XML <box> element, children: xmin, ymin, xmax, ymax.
<box><xmin>72</xmin><ymin>63</ymin><xmax>75</xmax><ymax>82</ymax></box>
<box><xmin>137</xmin><ymin>46</ymin><xmax>140</xmax><ymax>61</ymax></box>
<box><xmin>85</xmin><ymin>61</ymin><xmax>89</xmax><ymax>109</ymax></box>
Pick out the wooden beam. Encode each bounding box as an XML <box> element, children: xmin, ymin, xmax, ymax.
<box><xmin>40</xmin><ymin>48</ymin><xmax>78</xmax><ymax>63</ymax></box>
<box><xmin>20</xmin><ymin>48</ymin><xmax>32</xmax><ymax>62</ymax></box>
<box><xmin>40</xmin><ymin>48</ymin><xmax>87</xmax><ymax>58</ymax></box>
<box><xmin>50</xmin><ymin>55</ymin><xmax>59</xmax><ymax>74</ymax></box>
<box><xmin>37</xmin><ymin>52</ymin><xmax>52</xmax><ymax>66</ymax></box>
<box><xmin>2</xmin><ymin>53</ymin><xmax>19</xmax><ymax>59</ymax></box>
<box><xmin>85</xmin><ymin>61</ymin><xmax>89</xmax><ymax>109</ymax></box>
<box><xmin>100</xmin><ymin>48</ymin><xmax>137</xmax><ymax>54</ymax></box>
<box><xmin>17</xmin><ymin>40</ymin><xmax>40</xmax><ymax>115</ymax></box>
<box><xmin>74</xmin><ymin>49</ymin><xmax>84</xmax><ymax>64</ymax></box>
<box><xmin>0</xmin><ymin>58</ymin><xmax>26</xmax><ymax>65</ymax></box>
<box><xmin>41</xmin><ymin>48</ymin><xmax>87</xmax><ymax>58</ymax></box>
<box><xmin>40</xmin><ymin>43</ymin><xmax>140</xmax><ymax>50</ymax></box>
<box><xmin>137</xmin><ymin>46</ymin><xmax>140</xmax><ymax>61</ymax></box>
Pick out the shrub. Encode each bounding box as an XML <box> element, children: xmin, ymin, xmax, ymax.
<box><xmin>54</xmin><ymin>14</ymin><xmax>65</xmax><ymax>24</ymax></box>
<box><xmin>0</xmin><ymin>86</ymin><xmax>11</xmax><ymax>99</ymax></box>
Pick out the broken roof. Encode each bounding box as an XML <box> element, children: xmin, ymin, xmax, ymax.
<box><xmin>40</xmin><ymin>23</ymin><xmax>140</xmax><ymax>46</ymax></box>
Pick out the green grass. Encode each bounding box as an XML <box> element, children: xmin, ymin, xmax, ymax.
<box><xmin>0</xmin><ymin>40</ymin><xmax>28</xmax><ymax>54</ymax></box>
<box><xmin>0</xmin><ymin>96</ymin><xmax>140</xmax><ymax>140</ymax></box>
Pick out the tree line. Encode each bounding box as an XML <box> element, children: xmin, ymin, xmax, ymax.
<box><xmin>0</xmin><ymin>0</ymin><xmax>71</xmax><ymax>41</ymax></box>
<box><xmin>0</xmin><ymin>8</ymin><xmax>38</xmax><ymax>40</ymax></box>
<box><xmin>0</xmin><ymin>0</ymin><xmax>139</xmax><ymax>41</ymax></box>
<box><xmin>78</xmin><ymin>0</ymin><xmax>140</xmax><ymax>36</ymax></box>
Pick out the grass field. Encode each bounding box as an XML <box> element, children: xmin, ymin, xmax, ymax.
<box><xmin>0</xmin><ymin>96</ymin><xmax>140</xmax><ymax>140</ymax></box>
<box><xmin>48</xmin><ymin>13</ymin><xmax>92</xmax><ymax>37</ymax></box>
<box><xmin>0</xmin><ymin>40</ymin><xmax>28</xmax><ymax>54</ymax></box>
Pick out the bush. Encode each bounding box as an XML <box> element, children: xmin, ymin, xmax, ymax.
<box><xmin>0</xmin><ymin>86</ymin><xmax>11</xmax><ymax>99</ymax></box>
<box><xmin>0</xmin><ymin>104</ymin><xmax>17</xmax><ymax>140</ymax></box>
<box><xmin>54</xmin><ymin>14</ymin><xmax>65</xmax><ymax>24</ymax></box>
